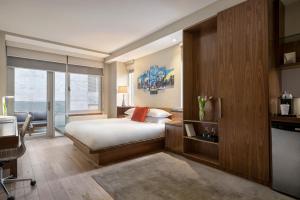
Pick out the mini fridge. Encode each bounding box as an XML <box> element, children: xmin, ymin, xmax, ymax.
<box><xmin>272</xmin><ymin>121</ymin><xmax>300</xmax><ymax>198</ymax></box>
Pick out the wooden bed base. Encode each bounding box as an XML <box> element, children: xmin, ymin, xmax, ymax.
<box><xmin>65</xmin><ymin>133</ymin><xmax>165</xmax><ymax>165</ymax></box>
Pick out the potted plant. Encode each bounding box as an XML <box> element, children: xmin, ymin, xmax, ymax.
<box><xmin>197</xmin><ymin>96</ymin><xmax>213</xmax><ymax>121</ymax></box>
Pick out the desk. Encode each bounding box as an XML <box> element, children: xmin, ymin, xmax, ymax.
<box><xmin>0</xmin><ymin>116</ymin><xmax>18</xmax><ymax>177</ymax></box>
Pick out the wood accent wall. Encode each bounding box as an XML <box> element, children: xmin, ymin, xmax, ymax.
<box><xmin>183</xmin><ymin>0</ymin><xmax>277</xmax><ymax>184</ymax></box>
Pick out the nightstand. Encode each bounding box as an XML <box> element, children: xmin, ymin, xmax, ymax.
<box><xmin>165</xmin><ymin>121</ymin><xmax>183</xmax><ymax>153</ymax></box>
<box><xmin>117</xmin><ymin>106</ymin><xmax>133</xmax><ymax>118</ymax></box>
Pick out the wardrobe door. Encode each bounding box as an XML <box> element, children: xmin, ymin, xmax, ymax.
<box><xmin>217</xmin><ymin>0</ymin><xmax>270</xmax><ymax>184</ymax></box>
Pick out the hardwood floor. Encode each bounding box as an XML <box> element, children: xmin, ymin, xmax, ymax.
<box><xmin>0</xmin><ymin>136</ymin><xmax>112</xmax><ymax>200</ymax></box>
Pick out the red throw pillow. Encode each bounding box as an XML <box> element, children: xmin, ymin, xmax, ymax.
<box><xmin>131</xmin><ymin>107</ymin><xmax>149</xmax><ymax>122</ymax></box>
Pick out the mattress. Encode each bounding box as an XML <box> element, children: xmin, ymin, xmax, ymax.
<box><xmin>65</xmin><ymin>118</ymin><xmax>165</xmax><ymax>151</ymax></box>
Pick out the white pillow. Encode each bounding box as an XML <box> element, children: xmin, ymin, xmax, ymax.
<box><xmin>124</xmin><ymin>108</ymin><xmax>135</xmax><ymax>115</ymax></box>
<box><xmin>148</xmin><ymin>109</ymin><xmax>172</xmax><ymax>118</ymax></box>
<box><xmin>145</xmin><ymin>117</ymin><xmax>172</xmax><ymax>124</ymax></box>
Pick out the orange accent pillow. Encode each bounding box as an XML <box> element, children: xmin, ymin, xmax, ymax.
<box><xmin>131</xmin><ymin>107</ymin><xmax>149</xmax><ymax>122</ymax></box>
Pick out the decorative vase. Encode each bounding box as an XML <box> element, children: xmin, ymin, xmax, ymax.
<box><xmin>199</xmin><ymin>107</ymin><xmax>205</xmax><ymax>121</ymax></box>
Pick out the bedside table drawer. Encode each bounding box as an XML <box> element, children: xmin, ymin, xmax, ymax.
<box><xmin>165</xmin><ymin>124</ymin><xmax>183</xmax><ymax>153</ymax></box>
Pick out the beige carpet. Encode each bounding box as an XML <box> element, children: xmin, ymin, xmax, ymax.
<box><xmin>92</xmin><ymin>152</ymin><xmax>294</xmax><ymax>200</ymax></box>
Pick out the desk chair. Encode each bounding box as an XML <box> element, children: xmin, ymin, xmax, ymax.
<box><xmin>0</xmin><ymin>114</ymin><xmax>36</xmax><ymax>200</ymax></box>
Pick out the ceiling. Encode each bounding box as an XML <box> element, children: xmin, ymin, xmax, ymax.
<box><xmin>0</xmin><ymin>0</ymin><xmax>218</xmax><ymax>53</ymax></box>
<box><xmin>110</xmin><ymin>31</ymin><xmax>182</xmax><ymax>62</ymax></box>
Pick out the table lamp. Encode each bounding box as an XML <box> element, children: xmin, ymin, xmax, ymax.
<box><xmin>118</xmin><ymin>86</ymin><xmax>128</xmax><ymax>107</ymax></box>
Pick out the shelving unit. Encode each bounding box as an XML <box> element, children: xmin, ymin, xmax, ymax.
<box><xmin>279</xmin><ymin>62</ymin><xmax>300</xmax><ymax>70</ymax></box>
<box><xmin>183</xmin><ymin>120</ymin><xmax>220</xmax><ymax>167</ymax></box>
<box><xmin>280</xmin><ymin>33</ymin><xmax>300</xmax><ymax>44</ymax></box>
<box><xmin>278</xmin><ymin>33</ymin><xmax>300</xmax><ymax>66</ymax></box>
<box><xmin>183</xmin><ymin>136</ymin><xmax>218</xmax><ymax>145</ymax></box>
<box><xmin>182</xmin><ymin>16</ymin><xmax>221</xmax><ymax>168</ymax></box>
<box><xmin>181</xmin><ymin>0</ymin><xmax>274</xmax><ymax>184</ymax></box>
<box><xmin>183</xmin><ymin>152</ymin><xmax>219</xmax><ymax>167</ymax></box>
<box><xmin>183</xmin><ymin>120</ymin><xmax>218</xmax><ymax>125</ymax></box>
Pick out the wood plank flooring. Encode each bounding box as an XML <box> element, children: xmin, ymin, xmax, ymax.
<box><xmin>0</xmin><ymin>136</ymin><xmax>112</xmax><ymax>200</ymax></box>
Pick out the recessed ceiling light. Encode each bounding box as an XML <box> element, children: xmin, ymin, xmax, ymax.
<box><xmin>172</xmin><ymin>38</ymin><xmax>177</xmax><ymax>42</ymax></box>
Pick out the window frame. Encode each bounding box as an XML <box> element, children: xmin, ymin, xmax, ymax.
<box><xmin>128</xmin><ymin>72</ymin><xmax>134</xmax><ymax>106</ymax></box>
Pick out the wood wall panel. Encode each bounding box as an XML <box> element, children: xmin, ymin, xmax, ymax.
<box><xmin>183</xmin><ymin>32</ymin><xmax>196</xmax><ymax>120</ymax></box>
<box><xmin>217</xmin><ymin>0</ymin><xmax>270</xmax><ymax>184</ymax></box>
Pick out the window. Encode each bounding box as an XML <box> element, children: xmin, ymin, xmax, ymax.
<box><xmin>128</xmin><ymin>72</ymin><xmax>134</xmax><ymax>106</ymax></box>
<box><xmin>69</xmin><ymin>73</ymin><xmax>101</xmax><ymax>112</ymax></box>
<box><xmin>14</xmin><ymin>68</ymin><xmax>47</xmax><ymax>112</ymax></box>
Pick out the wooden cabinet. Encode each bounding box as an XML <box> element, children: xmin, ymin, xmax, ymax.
<box><xmin>183</xmin><ymin>0</ymin><xmax>276</xmax><ymax>185</ymax></box>
<box><xmin>165</xmin><ymin>121</ymin><xmax>183</xmax><ymax>153</ymax></box>
<box><xmin>216</xmin><ymin>0</ymin><xmax>271</xmax><ymax>184</ymax></box>
<box><xmin>117</xmin><ymin>106</ymin><xmax>133</xmax><ymax>118</ymax></box>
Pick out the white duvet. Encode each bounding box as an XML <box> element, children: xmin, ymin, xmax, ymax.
<box><xmin>65</xmin><ymin>118</ymin><xmax>165</xmax><ymax>151</ymax></box>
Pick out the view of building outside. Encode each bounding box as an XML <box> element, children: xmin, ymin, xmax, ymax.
<box><xmin>14</xmin><ymin>68</ymin><xmax>47</xmax><ymax>112</ymax></box>
<box><xmin>70</xmin><ymin>73</ymin><xmax>100</xmax><ymax>111</ymax></box>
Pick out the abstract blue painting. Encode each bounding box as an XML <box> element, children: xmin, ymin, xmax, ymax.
<box><xmin>137</xmin><ymin>65</ymin><xmax>174</xmax><ymax>95</ymax></box>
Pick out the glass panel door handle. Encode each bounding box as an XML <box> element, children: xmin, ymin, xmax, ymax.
<box><xmin>48</xmin><ymin>101</ymin><xmax>51</xmax><ymax>111</ymax></box>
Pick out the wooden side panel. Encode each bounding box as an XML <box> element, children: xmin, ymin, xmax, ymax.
<box><xmin>269</xmin><ymin>0</ymin><xmax>281</xmax><ymax>115</ymax></box>
<box><xmin>165</xmin><ymin>124</ymin><xmax>183</xmax><ymax>153</ymax></box>
<box><xmin>217</xmin><ymin>0</ymin><xmax>270</xmax><ymax>184</ymax></box>
<box><xmin>183</xmin><ymin>31</ymin><xmax>196</xmax><ymax>120</ymax></box>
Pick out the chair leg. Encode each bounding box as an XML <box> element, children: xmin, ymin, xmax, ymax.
<box><xmin>0</xmin><ymin>180</ymin><xmax>11</xmax><ymax>197</ymax></box>
<box><xmin>3</xmin><ymin>175</ymin><xmax>14</xmax><ymax>181</ymax></box>
<box><xmin>4</xmin><ymin>178</ymin><xmax>33</xmax><ymax>183</ymax></box>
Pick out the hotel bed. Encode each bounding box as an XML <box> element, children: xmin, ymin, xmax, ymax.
<box><xmin>65</xmin><ymin>118</ymin><xmax>165</xmax><ymax>151</ymax></box>
<box><xmin>64</xmin><ymin>109</ymin><xmax>175</xmax><ymax>165</ymax></box>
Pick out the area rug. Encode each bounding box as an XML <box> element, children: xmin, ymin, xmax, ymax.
<box><xmin>92</xmin><ymin>152</ymin><xmax>292</xmax><ymax>200</ymax></box>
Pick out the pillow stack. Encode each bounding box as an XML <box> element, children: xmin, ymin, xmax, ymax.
<box><xmin>125</xmin><ymin>108</ymin><xmax>172</xmax><ymax>123</ymax></box>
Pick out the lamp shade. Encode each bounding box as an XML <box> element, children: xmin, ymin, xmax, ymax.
<box><xmin>118</xmin><ymin>86</ymin><xmax>128</xmax><ymax>93</ymax></box>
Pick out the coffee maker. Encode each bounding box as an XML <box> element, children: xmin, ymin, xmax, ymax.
<box><xmin>280</xmin><ymin>91</ymin><xmax>293</xmax><ymax>115</ymax></box>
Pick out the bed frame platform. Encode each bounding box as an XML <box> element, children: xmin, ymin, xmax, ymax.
<box><xmin>65</xmin><ymin>132</ymin><xmax>165</xmax><ymax>165</ymax></box>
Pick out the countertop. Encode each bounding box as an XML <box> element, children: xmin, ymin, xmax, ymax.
<box><xmin>271</xmin><ymin>115</ymin><xmax>300</xmax><ymax>124</ymax></box>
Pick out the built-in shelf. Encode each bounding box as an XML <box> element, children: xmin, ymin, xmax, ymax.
<box><xmin>184</xmin><ymin>136</ymin><xmax>218</xmax><ymax>145</ymax></box>
<box><xmin>280</xmin><ymin>33</ymin><xmax>300</xmax><ymax>44</ymax></box>
<box><xmin>183</xmin><ymin>152</ymin><xmax>219</xmax><ymax>166</ymax></box>
<box><xmin>279</xmin><ymin>62</ymin><xmax>300</xmax><ymax>70</ymax></box>
<box><xmin>184</xmin><ymin>120</ymin><xmax>218</xmax><ymax>125</ymax></box>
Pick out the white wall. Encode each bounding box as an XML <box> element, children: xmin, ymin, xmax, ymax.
<box><xmin>0</xmin><ymin>31</ymin><xmax>7</xmax><ymax>114</ymax></box>
<box><xmin>132</xmin><ymin>45</ymin><xmax>182</xmax><ymax>108</ymax></box>
<box><xmin>116</xmin><ymin>62</ymin><xmax>129</xmax><ymax>106</ymax></box>
<box><xmin>103</xmin><ymin>62</ymin><xmax>117</xmax><ymax>118</ymax></box>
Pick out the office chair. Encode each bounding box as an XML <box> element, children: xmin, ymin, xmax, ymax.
<box><xmin>0</xmin><ymin>114</ymin><xmax>36</xmax><ymax>200</ymax></box>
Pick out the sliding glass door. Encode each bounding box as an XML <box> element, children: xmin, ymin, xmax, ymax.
<box><xmin>14</xmin><ymin>69</ymin><xmax>65</xmax><ymax>137</ymax></box>
<box><xmin>9</xmin><ymin>56</ymin><xmax>103</xmax><ymax>138</ymax></box>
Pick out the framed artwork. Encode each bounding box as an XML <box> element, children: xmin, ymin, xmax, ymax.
<box><xmin>137</xmin><ymin>65</ymin><xmax>174</xmax><ymax>95</ymax></box>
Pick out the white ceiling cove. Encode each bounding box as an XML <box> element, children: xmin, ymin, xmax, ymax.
<box><xmin>110</xmin><ymin>31</ymin><xmax>182</xmax><ymax>62</ymax></box>
<box><xmin>0</xmin><ymin>0</ymin><xmax>218</xmax><ymax>53</ymax></box>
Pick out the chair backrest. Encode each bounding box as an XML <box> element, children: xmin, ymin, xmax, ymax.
<box><xmin>16</xmin><ymin>114</ymin><xmax>32</xmax><ymax>158</ymax></box>
<box><xmin>20</xmin><ymin>114</ymin><xmax>32</xmax><ymax>138</ymax></box>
